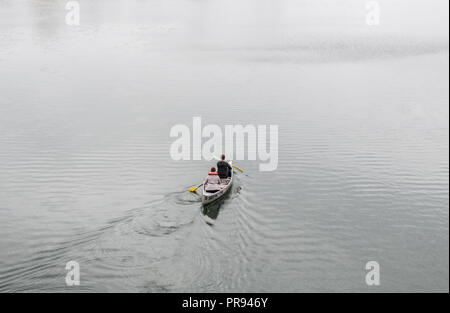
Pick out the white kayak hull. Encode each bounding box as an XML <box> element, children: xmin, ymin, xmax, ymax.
<box><xmin>202</xmin><ymin>171</ymin><xmax>233</xmax><ymax>205</ymax></box>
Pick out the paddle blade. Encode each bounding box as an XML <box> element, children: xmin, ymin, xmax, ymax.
<box><xmin>189</xmin><ymin>183</ymin><xmax>203</xmax><ymax>192</ymax></box>
<box><xmin>232</xmin><ymin>165</ymin><xmax>244</xmax><ymax>173</ymax></box>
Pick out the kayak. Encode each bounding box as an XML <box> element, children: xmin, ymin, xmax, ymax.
<box><xmin>202</xmin><ymin>166</ymin><xmax>233</xmax><ymax>205</ymax></box>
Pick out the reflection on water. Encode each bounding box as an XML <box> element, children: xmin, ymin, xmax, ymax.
<box><xmin>0</xmin><ymin>0</ymin><xmax>448</xmax><ymax>292</ymax></box>
<box><xmin>202</xmin><ymin>197</ymin><xmax>226</xmax><ymax>221</ymax></box>
<box><xmin>201</xmin><ymin>184</ymin><xmax>240</xmax><ymax>222</ymax></box>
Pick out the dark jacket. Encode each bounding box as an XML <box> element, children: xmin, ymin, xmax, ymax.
<box><xmin>217</xmin><ymin>161</ymin><xmax>232</xmax><ymax>178</ymax></box>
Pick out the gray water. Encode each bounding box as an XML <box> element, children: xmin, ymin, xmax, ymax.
<box><xmin>0</xmin><ymin>0</ymin><xmax>448</xmax><ymax>292</ymax></box>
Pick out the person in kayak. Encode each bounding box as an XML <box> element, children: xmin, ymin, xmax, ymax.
<box><xmin>204</xmin><ymin>167</ymin><xmax>222</xmax><ymax>193</ymax></box>
<box><xmin>217</xmin><ymin>154</ymin><xmax>232</xmax><ymax>179</ymax></box>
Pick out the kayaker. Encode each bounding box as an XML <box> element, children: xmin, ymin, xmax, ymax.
<box><xmin>204</xmin><ymin>167</ymin><xmax>222</xmax><ymax>192</ymax></box>
<box><xmin>217</xmin><ymin>154</ymin><xmax>232</xmax><ymax>179</ymax></box>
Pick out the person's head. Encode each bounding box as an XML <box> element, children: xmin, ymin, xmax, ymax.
<box><xmin>221</xmin><ymin>154</ymin><xmax>225</xmax><ymax>161</ymax></box>
<box><xmin>210</xmin><ymin>167</ymin><xmax>216</xmax><ymax>173</ymax></box>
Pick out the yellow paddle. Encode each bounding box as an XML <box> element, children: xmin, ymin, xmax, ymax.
<box><xmin>188</xmin><ymin>183</ymin><xmax>203</xmax><ymax>193</ymax></box>
<box><xmin>232</xmin><ymin>165</ymin><xmax>244</xmax><ymax>173</ymax></box>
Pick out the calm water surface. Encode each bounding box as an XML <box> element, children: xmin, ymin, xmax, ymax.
<box><xmin>0</xmin><ymin>0</ymin><xmax>448</xmax><ymax>292</ymax></box>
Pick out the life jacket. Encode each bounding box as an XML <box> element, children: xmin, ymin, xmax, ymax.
<box><xmin>205</xmin><ymin>172</ymin><xmax>221</xmax><ymax>192</ymax></box>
